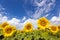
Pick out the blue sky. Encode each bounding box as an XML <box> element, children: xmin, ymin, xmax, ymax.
<box><xmin>0</xmin><ymin>0</ymin><xmax>60</xmax><ymax>29</ymax></box>
<box><xmin>0</xmin><ymin>0</ymin><xmax>60</xmax><ymax>19</ymax></box>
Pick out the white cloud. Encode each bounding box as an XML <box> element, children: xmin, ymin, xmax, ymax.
<box><xmin>8</xmin><ymin>18</ymin><xmax>20</xmax><ymax>26</ymax></box>
<box><xmin>50</xmin><ymin>16</ymin><xmax>58</xmax><ymax>22</ymax></box>
<box><xmin>8</xmin><ymin>19</ymin><xmax>23</xmax><ymax>30</ymax></box>
<box><xmin>0</xmin><ymin>14</ymin><xmax>8</xmax><ymax>23</ymax></box>
<box><xmin>0</xmin><ymin>13</ymin><xmax>38</xmax><ymax>30</ymax></box>
<box><xmin>50</xmin><ymin>10</ymin><xmax>60</xmax><ymax>25</ymax></box>
<box><xmin>0</xmin><ymin>14</ymin><xmax>26</xmax><ymax>30</ymax></box>
<box><xmin>50</xmin><ymin>16</ymin><xmax>60</xmax><ymax>25</ymax></box>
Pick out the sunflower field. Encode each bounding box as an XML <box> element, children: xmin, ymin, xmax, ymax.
<box><xmin>0</xmin><ymin>17</ymin><xmax>60</xmax><ymax>40</ymax></box>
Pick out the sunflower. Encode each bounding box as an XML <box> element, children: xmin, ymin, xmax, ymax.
<box><xmin>37</xmin><ymin>17</ymin><xmax>50</xmax><ymax>30</ymax></box>
<box><xmin>23</xmin><ymin>22</ymin><xmax>33</xmax><ymax>32</ymax></box>
<box><xmin>49</xmin><ymin>26</ymin><xmax>58</xmax><ymax>34</ymax></box>
<box><xmin>3</xmin><ymin>25</ymin><xmax>16</xmax><ymax>37</ymax></box>
<box><xmin>1</xmin><ymin>22</ymin><xmax>9</xmax><ymax>29</ymax></box>
<box><xmin>58</xmin><ymin>26</ymin><xmax>60</xmax><ymax>31</ymax></box>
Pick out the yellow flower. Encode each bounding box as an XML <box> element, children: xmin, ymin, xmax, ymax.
<box><xmin>1</xmin><ymin>22</ymin><xmax>9</xmax><ymax>29</ymax></box>
<box><xmin>3</xmin><ymin>25</ymin><xmax>16</xmax><ymax>37</ymax></box>
<box><xmin>58</xmin><ymin>26</ymin><xmax>60</xmax><ymax>31</ymax></box>
<box><xmin>49</xmin><ymin>26</ymin><xmax>58</xmax><ymax>34</ymax></box>
<box><xmin>37</xmin><ymin>17</ymin><xmax>50</xmax><ymax>30</ymax></box>
<box><xmin>24</xmin><ymin>22</ymin><xmax>33</xmax><ymax>32</ymax></box>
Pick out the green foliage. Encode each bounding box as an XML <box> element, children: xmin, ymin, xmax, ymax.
<box><xmin>0</xmin><ymin>29</ymin><xmax>60</xmax><ymax>40</ymax></box>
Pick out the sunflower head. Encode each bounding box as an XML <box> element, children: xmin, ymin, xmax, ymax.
<box><xmin>24</xmin><ymin>22</ymin><xmax>33</xmax><ymax>32</ymax></box>
<box><xmin>37</xmin><ymin>17</ymin><xmax>50</xmax><ymax>30</ymax></box>
<box><xmin>3</xmin><ymin>25</ymin><xmax>16</xmax><ymax>37</ymax></box>
<box><xmin>49</xmin><ymin>26</ymin><xmax>58</xmax><ymax>34</ymax></box>
<box><xmin>58</xmin><ymin>26</ymin><xmax>60</xmax><ymax>31</ymax></box>
<box><xmin>1</xmin><ymin>22</ymin><xmax>9</xmax><ymax>29</ymax></box>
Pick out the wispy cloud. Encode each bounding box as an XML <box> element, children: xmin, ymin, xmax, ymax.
<box><xmin>32</xmin><ymin>0</ymin><xmax>55</xmax><ymax>19</ymax></box>
<box><xmin>21</xmin><ymin>16</ymin><xmax>26</xmax><ymax>22</ymax></box>
<box><xmin>0</xmin><ymin>5</ymin><xmax>5</xmax><ymax>11</ymax></box>
<box><xmin>24</xmin><ymin>0</ymin><xmax>55</xmax><ymax>19</ymax></box>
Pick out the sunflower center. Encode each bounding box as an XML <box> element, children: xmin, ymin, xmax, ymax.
<box><xmin>40</xmin><ymin>20</ymin><xmax>47</xmax><ymax>26</ymax></box>
<box><xmin>51</xmin><ymin>27</ymin><xmax>57</xmax><ymax>31</ymax></box>
<box><xmin>26</xmin><ymin>24</ymin><xmax>31</xmax><ymax>30</ymax></box>
<box><xmin>58</xmin><ymin>26</ymin><xmax>60</xmax><ymax>29</ymax></box>
<box><xmin>5</xmin><ymin>28</ymin><xmax>12</xmax><ymax>34</ymax></box>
